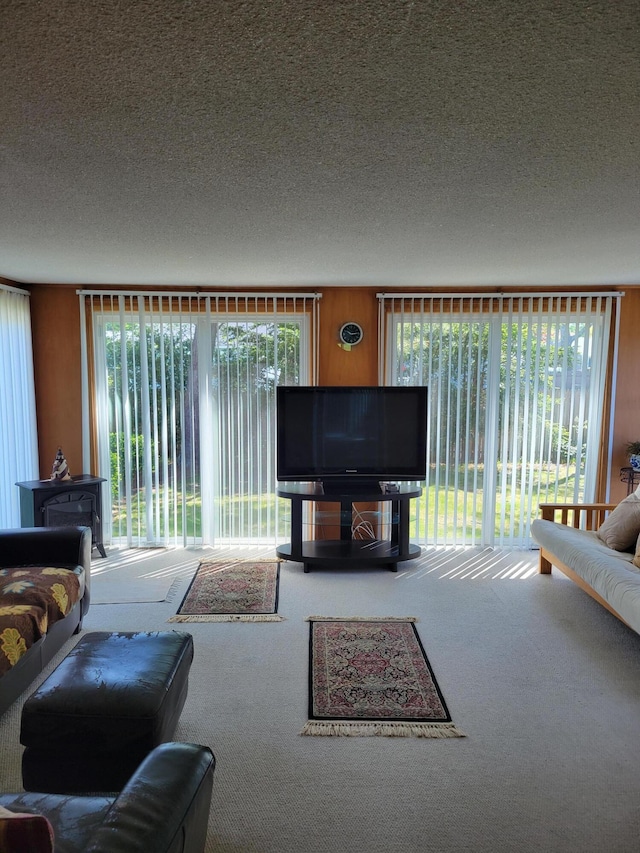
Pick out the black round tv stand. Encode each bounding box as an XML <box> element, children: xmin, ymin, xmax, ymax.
<box><xmin>276</xmin><ymin>482</ymin><xmax>422</xmax><ymax>572</ymax></box>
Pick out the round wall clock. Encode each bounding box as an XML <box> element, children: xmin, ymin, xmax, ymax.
<box><xmin>339</xmin><ymin>321</ymin><xmax>363</xmax><ymax>346</ymax></box>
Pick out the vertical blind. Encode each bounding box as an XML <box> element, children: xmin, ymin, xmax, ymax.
<box><xmin>0</xmin><ymin>284</ymin><xmax>39</xmax><ymax>527</ymax></box>
<box><xmin>80</xmin><ymin>291</ymin><xmax>319</xmax><ymax>547</ymax></box>
<box><xmin>378</xmin><ymin>292</ymin><xmax>622</xmax><ymax>548</ymax></box>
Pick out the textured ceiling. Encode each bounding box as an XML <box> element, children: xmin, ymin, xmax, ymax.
<box><xmin>1</xmin><ymin>0</ymin><xmax>639</xmax><ymax>287</ymax></box>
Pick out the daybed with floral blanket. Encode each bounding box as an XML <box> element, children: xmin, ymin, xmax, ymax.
<box><xmin>0</xmin><ymin>526</ymin><xmax>91</xmax><ymax>717</ymax></box>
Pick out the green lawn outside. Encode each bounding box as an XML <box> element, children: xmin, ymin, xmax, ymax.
<box><xmin>110</xmin><ymin>462</ymin><xmax>579</xmax><ymax>544</ymax></box>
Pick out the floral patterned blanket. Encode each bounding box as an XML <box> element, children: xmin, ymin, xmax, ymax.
<box><xmin>0</xmin><ymin>567</ymin><xmax>82</xmax><ymax>678</ymax></box>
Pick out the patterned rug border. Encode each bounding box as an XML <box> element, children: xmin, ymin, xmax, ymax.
<box><xmin>302</xmin><ymin>617</ymin><xmax>465</xmax><ymax>739</ymax></box>
<box><xmin>305</xmin><ymin>615</ymin><xmax>418</xmax><ymax>622</ymax></box>
<box><xmin>169</xmin><ymin>613</ymin><xmax>285</xmax><ymax>623</ymax></box>
<box><xmin>168</xmin><ymin>559</ymin><xmax>285</xmax><ymax>623</ymax></box>
<box><xmin>300</xmin><ymin>721</ymin><xmax>464</xmax><ymax>737</ymax></box>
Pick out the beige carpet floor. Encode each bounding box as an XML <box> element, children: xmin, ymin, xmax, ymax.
<box><xmin>89</xmin><ymin>546</ymin><xmax>200</xmax><ymax>603</ymax></box>
<box><xmin>1</xmin><ymin>545</ymin><xmax>640</xmax><ymax>852</ymax></box>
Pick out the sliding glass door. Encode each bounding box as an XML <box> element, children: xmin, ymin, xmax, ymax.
<box><xmin>87</xmin><ymin>293</ymin><xmax>317</xmax><ymax>547</ymax></box>
<box><xmin>381</xmin><ymin>293</ymin><xmax>619</xmax><ymax>547</ymax></box>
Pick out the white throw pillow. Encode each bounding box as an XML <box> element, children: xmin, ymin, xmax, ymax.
<box><xmin>596</xmin><ymin>492</ymin><xmax>640</xmax><ymax>551</ymax></box>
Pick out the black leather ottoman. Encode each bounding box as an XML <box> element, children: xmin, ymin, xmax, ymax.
<box><xmin>20</xmin><ymin>630</ymin><xmax>194</xmax><ymax>793</ymax></box>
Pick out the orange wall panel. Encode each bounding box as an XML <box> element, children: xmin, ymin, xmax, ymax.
<box><xmin>29</xmin><ymin>285</ymin><xmax>84</xmax><ymax>479</ymax></box>
<box><xmin>609</xmin><ymin>289</ymin><xmax>640</xmax><ymax>502</ymax></box>
<box><xmin>318</xmin><ymin>288</ymin><xmax>378</xmax><ymax>386</ymax></box>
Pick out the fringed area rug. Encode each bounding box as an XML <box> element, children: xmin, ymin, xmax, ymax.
<box><xmin>168</xmin><ymin>560</ymin><xmax>284</xmax><ymax>622</ymax></box>
<box><xmin>302</xmin><ymin>617</ymin><xmax>464</xmax><ymax>738</ymax></box>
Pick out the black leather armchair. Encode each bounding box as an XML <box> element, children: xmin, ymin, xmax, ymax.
<box><xmin>0</xmin><ymin>741</ymin><xmax>215</xmax><ymax>853</ymax></box>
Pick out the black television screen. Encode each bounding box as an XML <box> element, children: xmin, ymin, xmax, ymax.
<box><xmin>276</xmin><ymin>386</ymin><xmax>427</xmax><ymax>491</ymax></box>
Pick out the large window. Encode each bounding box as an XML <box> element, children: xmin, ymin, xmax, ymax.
<box><xmin>379</xmin><ymin>292</ymin><xmax>621</xmax><ymax>547</ymax></box>
<box><xmin>0</xmin><ymin>285</ymin><xmax>38</xmax><ymax>527</ymax></box>
<box><xmin>83</xmin><ymin>292</ymin><xmax>319</xmax><ymax>547</ymax></box>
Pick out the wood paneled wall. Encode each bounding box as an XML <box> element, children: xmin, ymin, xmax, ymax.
<box><xmin>29</xmin><ymin>285</ymin><xmax>84</xmax><ymax>480</ymax></box>
<box><xmin>317</xmin><ymin>288</ymin><xmax>379</xmax><ymax>386</ymax></box>
<box><xmin>27</xmin><ymin>284</ymin><xmax>640</xmax><ymax>500</ymax></box>
<box><xmin>611</xmin><ymin>289</ymin><xmax>640</xmax><ymax>501</ymax></box>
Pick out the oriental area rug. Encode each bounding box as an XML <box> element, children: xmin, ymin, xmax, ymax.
<box><xmin>301</xmin><ymin>617</ymin><xmax>464</xmax><ymax>738</ymax></box>
<box><xmin>168</xmin><ymin>560</ymin><xmax>284</xmax><ymax>622</ymax></box>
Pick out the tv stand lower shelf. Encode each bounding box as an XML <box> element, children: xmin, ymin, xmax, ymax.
<box><xmin>276</xmin><ymin>540</ymin><xmax>422</xmax><ymax>572</ymax></box>
<box><xmin>276</xmin><ymin>483</ymin><xmax>422</xmax><ymax>572</ymax></box>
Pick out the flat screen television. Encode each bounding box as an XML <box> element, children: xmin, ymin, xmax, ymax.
<box><xmin>276</xmin><ymin>385</ymin><xmax>428</xmax><ymax>493</ymax></box>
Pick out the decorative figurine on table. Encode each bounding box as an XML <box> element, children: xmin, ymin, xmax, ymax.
<box><xmin>50</xmin><ymin>447</ymin><xmax>72</xmax><ymax>481</ymax></box>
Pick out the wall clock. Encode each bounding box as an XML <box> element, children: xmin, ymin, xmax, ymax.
<box><xmin>339</xmin><ymin>321</ymin><xmax>363</xmax><ymax>346</ymax></box>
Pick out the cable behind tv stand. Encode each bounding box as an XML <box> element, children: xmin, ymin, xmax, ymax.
<box><xmin>276</xmin><ymin>482</ymin><xmax>422</xmax><ymax>573</ymax></box>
